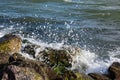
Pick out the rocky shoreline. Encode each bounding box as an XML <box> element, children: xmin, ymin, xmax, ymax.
<box><xmin>0</xmin><ymin>34</ymin><xmax>120</xmax><ymax>80</ymax></box>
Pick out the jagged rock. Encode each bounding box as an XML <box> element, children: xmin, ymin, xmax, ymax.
<box><xmin>1</xmin><ymin>65</ymin><xmax>43</xmax><ymax>80</ymax></box>
<box><xmin>22</xmin><ymin>39</ymin><xmax>41</xmax><ymax>58</ymax></box>
<box><xmin>36</xmin><ymin>48</ymin><xmax>92</xmax><ymax>80</ymax></box>
<box><xmin>9</xmin><ymin>53</ymin><xmax>58</xmax><ymax>80</ymax></box>
<box><xmin>88</xmin><ymin>73</ymin><xmax>111</xmax><ymax>80</ymax></box>
<box><xmin>23</xmin><ymin>45</ymin><xmax>36</xmax><ymax>57</ymax></box>
<box><xmin>38</xmin><ymin>48</ymin><xmax>72</xmax><ymax>68</ymax></box>
<box><xmin>108</xmin><ymin>62</ymin><xmax>120</xmax><ymax>80</ymax></box>
<box><xmin>0</xmin><ymin>34</ymin><xmax>22</xmax><ymax>54</ymax></box>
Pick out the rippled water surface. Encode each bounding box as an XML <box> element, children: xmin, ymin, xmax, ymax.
<box><xmin>0</xmin><ymin>0</ymin><xmax>120</xmax><ymax>73</ymax></box>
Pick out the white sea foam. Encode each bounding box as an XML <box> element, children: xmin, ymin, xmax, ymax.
<box><xmin>0</xmin><ymin>32</ymin><xmax>4</xmax><ymax>38</ymax></box>
<box><xmin>71</xmin><ymin>48</ymin><xmax>120</xmax><ymax>74</ymax></box>
<box><xmin>0</xmin><ymin>31</ymin><xmax>6</xmax><ymax>38</ymax></box>
<box><xmin>64</xmin><ymin>0</ymin><xmax>72</xmax><ymax>2</ymax></box>
<box><xmin>22</xmin><ymin>37</ymin><xmax>64</xmax><ymax>50</ymax></box>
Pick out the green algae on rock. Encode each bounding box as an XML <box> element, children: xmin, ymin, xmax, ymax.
<box><xmin>0</xmin><ymin>34</ymin><xmax>22</xmax><ymax>54</ymax></box>
<box><xmin>39</xmin><ymin>48</ymin><xmax>72</xmax><ymax>68</ymax></box>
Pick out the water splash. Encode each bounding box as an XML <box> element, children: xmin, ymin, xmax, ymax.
<box><xmin>63</xmin><ymin>0</ymin><xmax>72</xmax><ymax>2</ymax></box>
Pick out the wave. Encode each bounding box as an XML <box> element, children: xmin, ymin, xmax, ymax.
<box><xmin>20</xmin><ymin>37</ymin><xmax>120</xmax><ymax>74</ymax></box>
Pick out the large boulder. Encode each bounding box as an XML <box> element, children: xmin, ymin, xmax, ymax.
<box><xmin>108</xmin><ymin>62</ymin><xmax>120</xmax><ymax>80</ymax></box>
<box><xmin>38</xmin><ymin>48</ymin><xmax>72</xmax><ymax>68</ymax></box>
<box><xmin>9</xmin><ymin>53</ymin><xmax>58</xmax><ymax>80</ymax></box>
<box><xmin>0</xmin><ymin>34</ymin><xmax>22</xmax><ymax>54</ymax></box>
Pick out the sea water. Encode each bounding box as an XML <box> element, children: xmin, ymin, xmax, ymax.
<box><xmin>0</xmin><ymin>0</ymin><xmax>120</xmax><ymax>74</ymax></box>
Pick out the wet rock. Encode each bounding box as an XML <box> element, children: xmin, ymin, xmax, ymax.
<box><xmin>36</xmin><ymin>47</ymin><xmax>92</xmax><ymax>80</ymax></box>
<box><xmin>22</xmin><ymin>39</ymin><xmax>41</xmax><ymax>58</ymax></box>
<box><xmin>0</xmin><ymin>34</ymin><xmax>22</xmax><ymax>54</ymax></box>
<box><xmin>22</xmin><ymin>39</ymin><xmax>31</xmax><ymax>44</ymax></box>
<box><xmin>39</xmin><ymin>48</ymin><xmax>72</xmax><ymax>68</ymax></box>
<box><xmin>23</xmin><ymin>45</ymin><xmax>36</xmax><ymax>58</ymax></box>
<box><xmin>108</xmin><ymin>62</ymin><xmax>120</xmax><ymax>80</ymax></box>
<box><xmin>63</xmin><ymin>46</ymin><xmax>81</xmax><ymax>57</ymax></box>
<box><xmin>88</xmin><ymin>73</ymin><xmax>111</xmax><ymax>80</ymax></box>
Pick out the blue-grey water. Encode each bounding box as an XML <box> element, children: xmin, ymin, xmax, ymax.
<box><xmin>0</xmin><ymin>0</ymin><xmax>120</xmax><ymax>73</ymax></box>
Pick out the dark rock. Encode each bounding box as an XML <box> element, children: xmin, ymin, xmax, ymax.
<box><xmin>22</xmin><ymin>39</ymin><xmax>31</xmax><ymax>44</ymax></box>
<box><xmin>108</xmin><ymin>62</ymin><xmax>120</xmax><ymax>80</ymax></box>
<box><xmin>23</xmin><ymin>45</ymin><xmax>36</xmax><ymax>58</ymax></box>
<box><xmin>88</xmin><ymin>73</ymin><xmax>111</xmax><ymax>80</ymax></box>
<box><xmin>22</xmin><ymin>40</ymin><xmax>41</xmax><ymax>58</ymax></box>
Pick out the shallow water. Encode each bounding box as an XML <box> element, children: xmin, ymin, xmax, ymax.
<box><xmin>0</xmin><ymin>0</ymin><xmax>120</xmax><ymax>73</ymax></box>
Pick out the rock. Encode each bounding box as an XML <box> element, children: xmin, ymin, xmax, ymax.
<box><xmin>0</xmin><ymin>52</ymin><xmax>9</xmax><ymax>64</ymax></box>
<box><xmin>23</xmin><ymin>45</ymin><xmax>36</xmax><ymax>58</ymax></box>
<box><xmin>22</xmin><ymin>39</ymin><xmax>41</xmax><ymax>58</ymax></box>
<box><xmin>0</xmin><ymin>34</ymin><xmax>22</xmax><ymax>54</ymax></box>
<box><xmin>76</xmin><ymin>72</ymin><xmax>94</xmax><ymax>80</ymax></box>
<box><xmin>39</xmin><ymin>48</ymin><xmax>72</xmax><ymax>68</ymax></box>
<box><xmin>1</xmin><ymin>65</ymin><xmax>43</xmax><ymax>80</ymax></box>
<box><xmin>55</xmin><ymin>71</ymin><xmax>93</xmax><ymax>80</ymax></box>
<box><xmin>22</xmin><ymin>39</ymin><xmax>31</xmax><ymax>44</ymax></box>
<box><xmin>9</xmin><ymin>53</ymin><xmax>58</xmax><ymax>80</ymax></box>
<box><xmin>88</xmin><ymin>73</ymin><xmax>111</xmax><ymax>80</ymax></box>
<box><xmin>108</xmin><ymin>62</ymin><xmax>120</xmax><ymax>80</ymax></box>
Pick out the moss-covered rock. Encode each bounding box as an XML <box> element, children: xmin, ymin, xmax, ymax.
<box><xmin>53</xmin><ymin>70</ymin><xmax>93</xmax><ymax>80</ymax></box>
<box><xmin>0</xmin><ymin>34</ymin><xmax>22</xmax><ymax>54</ymax></box>
<box><xmin>39</xmin><ymin>48</ymin><xmax>72</xmax><ymax>68</ymax></box>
